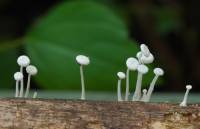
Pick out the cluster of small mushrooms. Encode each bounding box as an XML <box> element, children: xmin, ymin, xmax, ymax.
<box><xmin>14</xmin><ymin>55</ymin><xmax>38</xmax><ymax>98</ymax></box>
<box><xmin>13</xmin><ymin>44</ymin><xmax>192</xmax><ymax>107</ymax></box>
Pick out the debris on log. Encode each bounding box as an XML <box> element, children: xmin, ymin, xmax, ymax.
<box><xmin>0</xmin><ymin>98</ymin><xmax>200</xmax><ymax>129</ymax></box>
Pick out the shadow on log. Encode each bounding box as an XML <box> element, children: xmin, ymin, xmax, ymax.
<box><xmin>0</xmin><ymin>98</ymin><xmax>200</xmax><ymax>129</ymax></box>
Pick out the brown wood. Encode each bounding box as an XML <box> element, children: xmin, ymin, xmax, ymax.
<box><xmin>0</xmin><ymin>98</ymin><xmax>200</xmax><ymax>129</ymax></box>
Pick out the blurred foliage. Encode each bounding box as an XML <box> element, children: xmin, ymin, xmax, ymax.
<box><xmin>25</xmin><ymin>1</ymin><xmax>155</xmax><ymax>91</ymax></box>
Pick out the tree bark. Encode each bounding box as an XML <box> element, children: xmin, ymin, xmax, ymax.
<box><xmin>0</xmin><ymin>98</ymin><xmax>200</xmax><ymax>129</ymax></box>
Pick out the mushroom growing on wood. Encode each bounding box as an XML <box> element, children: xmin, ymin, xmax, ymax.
<box><xmin>76</xmin><ymin>55</ymin><xmax>90</xmax><ymax>100</ymax></box>
<box><xmin>141</xmin><ymin>89</ymin><xmax>147</xmax><ymax>102</ymax></box>
<box><xmin>25</xmin><ymin>65</ymin><xmax>38</xmax><ymax>98</ymax></box>
<box><xmin>117</xmin><ymin>72</ymin><xmax>126</xmax><ymax>101</ymax></box>
<box><xmin>125</xmin><ymin>57</ymin><xmax>139</xmax><ymax>101</ymax></box>
<box><xmin>132</xmin><ymin>64</ymin><xmax>149</xmax><ymax>101</ymax></box>
<box><xmin>145</xmin><ymin>68</ymin><xmax>164</xmax><ymax>102</ymax></box>
<box><xmin>180</xmin><ymin>85</ymin><xmax>192</xmax><ymax>107</ymax></box>
<box><xmin>17</xmin><ymin>55</ymin><xmax>30</xmax><ymax>97</ymax></box>
<box><xmin>14</xmin><ymin>72</ymin><xmax>23</xmax><ymax>97</ymax></box>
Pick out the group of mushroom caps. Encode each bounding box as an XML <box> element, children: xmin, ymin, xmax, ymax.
<box><xmin>13</xmin><ymin>44</ymin><xmax>192</xmax><ymax>107</ymax></box>
<box><xmin>14</xmin><ymin>55</ymin><xmax>38</xmax><ymax>98</ymax></box>
<box><xmin>75</xmin><ymin>44</ymin><xmax>192</xmax><ymax>107</ymax></box>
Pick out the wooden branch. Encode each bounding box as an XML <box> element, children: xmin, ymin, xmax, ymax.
<box><xmin>0</xmin><ymin>98</ymin><xmax>200</xmax><ymax>129</ymax></box>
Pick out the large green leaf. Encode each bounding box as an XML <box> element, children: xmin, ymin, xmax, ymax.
<box><xmin>26</xmin><ymin>1</ymin><xmax>155</xmax><ymax>91</ymax></box>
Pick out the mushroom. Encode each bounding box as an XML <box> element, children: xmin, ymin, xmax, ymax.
<box><xmin>14</xmin><ymin>72</ymin><xmax>23</xmax><ymax>97</ymax></box>
<box><xmin>180</xmin><ymin>85</ymin><xmax>192</xmax><ymax>107</ymax></box>
<box><xmin>17</xmin><ymin>55</ymin><xmax>30</xmax><ymax>97</ymax></box>
<box><xmin>141</xmin><ymin>89</ymin><xmax>147</xmax><ymax>102</ymax></box>
<box><xmin>140</xmin><ymin>44</ymin><xmax>150</xmax><ymax>57</ymax></box>
<box><xmin>117</xmin><ymin>72</ymin><xmax>126</xmax><ymax>101</ymax></box>
<box><xmin>76</xmin><ymin>55</ymin><xmax>90</xmax><ymax>100</ymax></box>
<box><xmin>132</xmin><ymin>64</ymin><xmax>149</xmax><ymax>101</ymax></box>
<box><xmin>140</xmin><ymin>53</ymin><xmax>154</xmax><ymax>64</ymax></box>
<box><xmin>33</xmin><ymin>91</ymin><xmax>37</xmax><ymax>99</ymax></box>
<box><xmin>145</xmin><ymin>68</ymin><xmax>164</xmax><ymax>102</ymax></box>
<box><xmin>24</xmin><ymin>65</ymin><xmax>38</xmax><ymax>98</ymax></box>
<box><xmin>125</xmin><ymin>57</ymin><xmax>139</xmax><ymax>101</ymax></box>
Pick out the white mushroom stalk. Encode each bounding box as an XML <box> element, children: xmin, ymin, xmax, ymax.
<box><xmin>125</xmin><ymin>57</ymin><xmax>139</xmax><ymax>101</ymax></box>
<box><xmin>17</xmin><ymin>55</ymin><xmax>30</xmax><ymax>97</ymax></box>
<box><xmin>117</xmin><ymin>72</ymin><xmax>126</xmax><ymax>101</ymax></box>
<box><xmin>14</xmin><ymin>72</ymin><xmax>23</xmax><ymax>97</ymax></box>
<box><xmin>145</xmin><ymin>68</ymin><xmax>164</xmax><ymax>102</ymax></box>
<box><xmin>132</xmin><ymin>64</ymin><xmax>149</xmax><ymax>101</ymax></box>
<box><xmin>141</xmin><ymin>89</ymin><xmax>147</xmax><ymax>102</ymax></box>
<box><xmin>76</xmin><ymin>55</ymin><xmax>90</xmax><ymax>100</ymax></box>
<box><xmin>33</xmin><ymin>91</ymin><xmax>38</xmax><ymax>99</ymax></box>
<box><xmin>25</xmin><ymin>65</ymin><xmax>38</xmax><ymax>98</ymax></box>
<box><xmin>180</xmin><ymin>85</ymin><xmax>192</xmax><ymax>107</ymax></box>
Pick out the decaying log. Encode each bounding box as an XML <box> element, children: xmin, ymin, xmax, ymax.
<box><xmin>0</xmin><ymin>98</ymin><xmax>200</xmax><ymax>129</ymax></box>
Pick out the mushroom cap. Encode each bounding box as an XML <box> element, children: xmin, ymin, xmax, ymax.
<box><xmin>186</xmin><ymin>85</ymin><xmax>192</xmax><ymax>90</ymax></box>
<box><xmin>140</xmin><ymin>53</ymin><xmax>154</xmax><ymax>64</ymax></box>
<box><xmin>137</xmin><ymin>64</ymin><xmax>149</xmax><ymax>74</ymax></box>
<box><xmin>154</xmin><ymin>68</ymin><xmax>164</xmax><ymax>76</ymax></box>
<box><xmin>136</xmin><ymin>51</ymin><xmax>142</xmax><ymax>59</ymax></box>
<box><xmin>143</xmin><ymin>89</ymin><xmax>147</xmax><ymax>93</ymax></box>
<box><xmin>117</xmin><ymin>72</ymin><xmax>126</xmax><ymax>79</ymax></box>
<box><xmin>140</xmin><ymin>44</ymin><xmax>150</xmax><ymax>57</ymax></box>
<box><xmin>76</xmin><ymin>55</ymin><xmax>90</xmax><ymax>66</ymax></box>
<box><xmin>17</xmin><ymin>55</ymin><xmax>30</xmax><ymax>67</ymax></box>
<box><xmin>26</xmin><ymin>65</ymin><xmax>38</xmax><ymax>75</ymax></box>
<box><xmin>126</xmin><ymin>57</ymin><xmax>139</xmax><ymax>70</ymax></box>
<box><xmin>14</xmin><ymin>72</ymin><xmax>23</xmax><ymax>81</ymax></box>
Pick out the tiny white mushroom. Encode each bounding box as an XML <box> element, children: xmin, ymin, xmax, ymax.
<box><xmin>25</xmin><ymin>65</ymin><xmax>38</xmax><ymax>98</ymax></box>
<box><xmin>76</xmin><ymin>55</ymin><xmax>90</xmax><ymax>100</ymax></box>
<box><xmin>180</xmin><ymin>85</ymin><xmax>192</xmax><ymax>107</ymax></box>
<box><xmin>117</xmin><ymin>72</ymin><xmax>126</xmax><ymax>101</ymax></box>
<box><xmin>125</xmin><ymin>57</ymin><xmax>139</xmax><ymax>101</ymax></box>
<box><xmin>145</xmin><ymin>68</ymin><xmax>164</xmax><ymax>102</ymax></box>
<box><xmin>132</xmin><ymin>64</ymin><xmax>149</xmax><ymax>101</ymax></box>
<box><xmin>141</xmin><ymin>89</ymin><xmax>147</xmax><ymax>102</ymax></box>
<box><xmin>17</xmin><ymin>55</ymin><xmax>30</xmax><ymax>97</ymax></box>
<box><xmin>140</xmin><ymin>53</ymin><xmax>154</xmax><ymax>64</ymax></box>
<box><xmin>140</xmin><ymin>44</ymin><xmax>150</xmax><ymax>57</ymax></box>
<box><xmin>33</xmin><ymin>91</ymin><xmax>37</xmax><ymax>99</ymax></box>
<box><xmin>136</xmin><ymin>51</ymin><xmax>142</xmax><ymax>64</ymax></box>
<box><xmin>14</xmin><ymin>72</ymin><xmax>23</xmax><ymax>97</ymax></box>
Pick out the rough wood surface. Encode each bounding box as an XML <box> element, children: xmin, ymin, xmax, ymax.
<box><xmin>0</xmin><ymin>98</ymin><xmax>200</xmax><ymax>129</ymax></box>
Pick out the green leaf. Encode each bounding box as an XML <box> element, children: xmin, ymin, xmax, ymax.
<box><xmin>25</xmin><ymin>1</ymin><xmax>156</xmax><ymax>91</ymax></box>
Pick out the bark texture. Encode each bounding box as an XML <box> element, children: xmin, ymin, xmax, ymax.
<box><xmin>0</xmin><ymin>98</ymin><xmax>200</xmax><ymax>129</ymax></box>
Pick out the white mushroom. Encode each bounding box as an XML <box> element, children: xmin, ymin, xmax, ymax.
<box><xmin>76</xmin><ymin>55</ymin><xmax>90</xmax><ymax>100</ymax></box>
<box><xmin>17</xmin><ymin>55</ymin><xmax>30</xmax><ymax>97</ymax></box>
<box><xmin>140</xmin><ymin>53</ymin><xmax>154</xmax><ymax>64</ymax></box>
<box><xmin>180</xmin><ymin>85</ymin><xmax>192</xmax><ymax>107</ymax></box>
<box><xmin>25</xmin><ymin>65</ymin><xmax>38</xmax><ymax>98</ymax></box>
<box><xmin>140</xmin><ymin>44</ymin><xmax>150</xmax><ymax>57</ymax></box>
<box><xmin>136</xmin><ymin>51</ymin><xmax>142</xmax><ymax>64</ymax></box>
<box><xmin>141</xmin><ymin>89</ymin><xmax>147</xmax><ymax>102</ymax></box>
<box><xmin>132</xmin><ymin>64</ymin><xmax>149</xmax><ymax>101</ymax></box>
<box><xmin>14</xmin><ymin>72</ymin><xmax>23</xmax><ymax>97</ymax></box>
<box><xmin>125</xmin><ymin>57</ymin><xmax>139</xmax><ymax>101</ymax></box>
<box><xmin>33</xmin><ymin>91</ymin><xmax>38</xmax><ymax>99</ymax></box>
<box><xmin>117</xmin><ymin>72</ymin><xmax>126</xmax><ymax>101</ymax></box>
<box><xmin>145</xmin><ymin>68</ymin><xmax>164</xmax><ymax>102</ymax></box>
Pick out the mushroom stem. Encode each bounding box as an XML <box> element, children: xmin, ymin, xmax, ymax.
<box><xmin>145</xmin><ymin>75</ymin><xmax>159</xmax><ymax>102</ymax></box>
<box><xmin>117</xmin><ymin>79</ymin><xmax>123</xmax><ymax>101</ymax></box>
<box><xmin>80</xmin><ymin>65</ymin><xmax>85</xmax><ymax>100</ymax></box>
<box><xmin>15</xmin><ymin>81</ymin><xmax>19</xmax><ymax>97</ymax></box>
<box><xmin>19</xmin><ymin>77</ymin><xmax>24</xmax><ymax>98</ymax></box>
<box><xmin>25</xmin><ymin>74</ymin><xmax>31</xmax><ymax>98</ymax></box>
<box><xmin>180</xmin><ymin>85</ymin><xmax>192</xmax><ymax>107</ymax></box>
<box><xmin>132</xmin><ymin>73</ymin><xmax>143</xmax><ymax>101</ymax></box>
<box><xmin>19</xmin><ymin>66</ymin><xmax>24</xmax><ymax>97</ymax></box>
<box><xmin>33</xmin><ymin>91</ymin><xmax>37</xmax><ymax>99</ymax></box>
<box><xmin>125</xmin><ymin>69</ymin><xmax>130</xmax><ymax>101</ymax></box>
